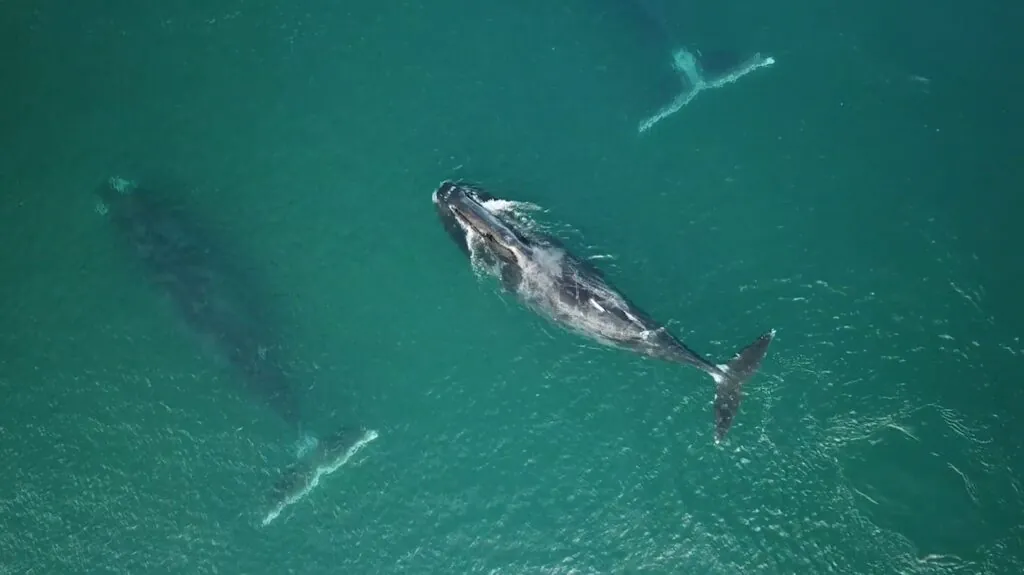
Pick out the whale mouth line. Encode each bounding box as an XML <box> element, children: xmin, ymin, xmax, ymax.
<box><xmin>446</xmin><ymin>194</ymin><xmax>523</xmax><ymax>264</ymax></box>
<box><xmin>454</xmin><ymin>208</ymin><xmax>499</xmax><ymax>244</ymax></box>
<box><xmin>449</xmin><ymin>204</ymin><xmax>477</xmax><ymax>231</ymax></box>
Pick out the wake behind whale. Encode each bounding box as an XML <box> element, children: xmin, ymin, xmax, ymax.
<box><xmin>433</xmin><ymin>181</ymin><xmax>774</xmax><ymax>443</ymax></box>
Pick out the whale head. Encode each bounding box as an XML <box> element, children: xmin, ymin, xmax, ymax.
<box><xmin>432</xmin><ymin>181</ymin><xmax>533</xmax><ymax>267</ymax></box>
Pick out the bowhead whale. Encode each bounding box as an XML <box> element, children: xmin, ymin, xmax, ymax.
<box><xmin>96</xmin><ymin>176</ymin><xmax>381</xmax><ymax>525</ymax></box>
<box><xmin>432</xmin><ymin>180</ymin><xmax>774</xmax><ymax>443</ymax></box>
<box><xmin>95</xmin><ymin>176</ymin><xmax>302</xmax><ymax>431</ymax></box>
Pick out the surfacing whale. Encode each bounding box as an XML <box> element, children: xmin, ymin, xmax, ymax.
<box><xmin>432</xmin><ymin>180</ymin><xmax>774</xmax><ymax>443</ymax></box>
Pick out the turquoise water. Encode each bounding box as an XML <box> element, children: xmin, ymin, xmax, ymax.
<box><xmin>2</xmin><ymin>0</ymin><xmax>1022</xmax><ymax>573</ymax></box>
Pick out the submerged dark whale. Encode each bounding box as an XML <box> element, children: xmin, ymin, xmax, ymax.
<box><xmin>96</xmin><ymin>176</ymin><xmax>381</xmax><ymax>525</ymax></box>
<box><xmin>432</xmin><ymin>181</ymin><xmax>774</xmax><ymax>443</ymax></box>
<box><xmin>95</xmin><ymin>176</ymin><xmax>301</xmax><ymax>431</ymax></box>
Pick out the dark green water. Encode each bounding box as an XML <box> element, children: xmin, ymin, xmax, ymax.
<box><xmin>2</xmin><ymin>0</ymin><xmax>1022</xmax><ymax>573</ymax></box>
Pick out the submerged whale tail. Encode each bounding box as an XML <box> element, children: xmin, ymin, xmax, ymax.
<box><xmin>261</xmin><ymin>426</ymin><xmax>380</xmax><ymax>527</ymax></box>
<box><xmin>294</xmin><ymin>429</ymin><xmax>320</xmax><ymax>459</ymax></box>
<box><xmin>709</xmin><ymin>329</ymin><xmax>776</xmax><ymax>444</ymax></box>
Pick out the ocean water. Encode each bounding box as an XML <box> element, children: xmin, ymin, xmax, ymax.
<box><xmin>2</xmin><ymin>1</ymin><xmax>1022</xmax><ymax>574</ymax></box>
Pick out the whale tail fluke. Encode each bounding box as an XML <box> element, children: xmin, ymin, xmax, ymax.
<box><xmin>637</xmin><ymin>47</ymin><xmax>776</xmax><ymax>134</ymax></box>
<box><xmin>710</xmin><ymin>329</ymin><xmax>776</xmax><ymax>444</ymax></box>
<box><xmin>261</xmin><ymin>426</ymin><xmax>380</xmax><ymax>527</ymax></box>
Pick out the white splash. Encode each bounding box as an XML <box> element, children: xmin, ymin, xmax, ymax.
<box><xmin>481</xmin><ymin>198</ymin><xmax>542</xmax><ymax>215</ymax></box>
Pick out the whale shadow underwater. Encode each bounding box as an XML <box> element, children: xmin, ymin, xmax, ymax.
<box><xmin>95</xmin><ymin>176</ymin><xmax>303</xmax><ymax>431</ymax></box>
<box><xmin>432</xmin><ymin>180</ymin><xmax>774</xmax><ymax>443</ymax></box>
<box><xmin>95</xmin><ymin>176</ymin><xmax>381</xmax><ymax>524</ymax></box>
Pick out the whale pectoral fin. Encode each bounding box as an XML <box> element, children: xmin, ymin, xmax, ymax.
<box><xmin>500</xmin><ymin>264</ymin><xmax>522</xmax><ymax>292</ymax></box>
